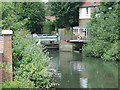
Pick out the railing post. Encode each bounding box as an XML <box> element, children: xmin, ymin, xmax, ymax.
<box><xmin>2</xmin><ymin>30</ymin><xmax>13</xmax><ymax>82</ymax></box>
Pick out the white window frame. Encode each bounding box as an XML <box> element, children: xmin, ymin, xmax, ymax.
<box><xmin>79</xmin><ymin>7</ymin><xmax>91</xmax><ymax>19</ymax></box>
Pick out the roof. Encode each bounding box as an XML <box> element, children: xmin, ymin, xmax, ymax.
<box><xmin>45</xmin><ymin>16</ymin><xmax>55</xmax><ymax>21</ymax></box>
<box><xmin>0</xmin><ymin>36</ymin><xmax>3</xmax><ymax>53</ymax></box>
<box><xmin>80</xmin><ymin>1</ymin><xmax>100</xmax><ymax>7</ymax></box>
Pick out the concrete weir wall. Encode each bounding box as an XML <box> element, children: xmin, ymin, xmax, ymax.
<box><xmin>58</xmin><ymin>28</ymin><xmax>73</xmax><ymax>52</ymax></box>
<box><xmin>59</xmin><ymin>40</ymin><xmax>73</xmax><ymax>52</ymax></box>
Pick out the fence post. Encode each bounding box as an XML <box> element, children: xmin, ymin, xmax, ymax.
<box><xmin>2</xmin><ymin>30</ymin><xmax>13</xmax><ymax>82</ymax></box>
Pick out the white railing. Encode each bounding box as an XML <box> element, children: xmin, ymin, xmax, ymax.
<box><xmin>32</xmin><ymin>34</ymin><xmax>60</xmax><ymax>45</ymax></box>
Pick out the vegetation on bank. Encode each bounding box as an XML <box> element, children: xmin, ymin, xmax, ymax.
<box><xmin>12</xmin><ymin>30</ymin><xmax>57</xmax><ymax>88</ymax></box>
<box><xmin>83</xmin><ymin>2</ymin><xmax>120</xmax><ymax>61</ymax></box>
<box><xmin>2</xmin><ymin>30</ymin><xmax>58</xmax><ymax>89</ymax></box>
<box><xmin>1</xmin><ymin>1</ymin><xmax>119</xmax><ymax>88</ymax></box>
<box><xmin>1</xmin><ymin>2</ymin><xmax>57</xmax><ymax>88</ymax></box>
<box><xmin>2</xmin><ymin>30</ymin><xmax>57</xmax><ymax>88</ymax></box>
<box><xmin>2</xmin><ymin>80</ymin><xmax>35</xmax><ymax>88</ymax></box>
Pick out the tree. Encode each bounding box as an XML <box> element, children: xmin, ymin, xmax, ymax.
<box><xmin>83</xmin><ymin>1</ymin><xmax>120</xmax><ymax>61</ymax></box>
<box><xmin>2</xmin><ymin>2</ymin><xmax>28</xmax><ymax>30</ymax></box>
<box><xmin>48</xmin><ymin>2</ymin><xmax>80</xmax><ymax>28</ymax></box>
<box><xmin>19</xmin><ymin>2</ymin><xmax>45</xmax><ymax>33</ymax></box>
<box><xmin>2</xmin><ymin>2</ymin><xmax>46</xmax><ymax>33</ymax></box>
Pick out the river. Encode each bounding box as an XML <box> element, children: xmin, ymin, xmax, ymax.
<box><xmin>48</xmin><ymin>50</ymin><xmax>118</xmax><ymax>88</ymax></box>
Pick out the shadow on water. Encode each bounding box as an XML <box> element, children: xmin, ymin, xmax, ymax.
<box><xmin>48</xmin><ymin>50</ymin><xmax>118</xmax><ymax>88</ymax></box>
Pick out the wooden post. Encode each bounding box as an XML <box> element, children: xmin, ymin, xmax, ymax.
<box><xmin>2</xmin><ymin>30</ymin><xmax>13</xmax><ymax>82</ymax></box>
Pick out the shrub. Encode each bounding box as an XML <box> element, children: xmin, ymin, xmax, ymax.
<box><xmin>12</xmin><ymin>30</ymin><xmax>57</xmax><ymax>88</ymax></box>
<box><xmin>1</xmin><ymin>80</ymin><xmax>34</xmax><ymax>88</ymax></box>
<box><xmin>43</xmin><ymin>21</ymin><xmax>55</xmax><ymax>34</ymax></box>
<box><xmin>102</xmin><ymin>41</ymin><xmax>120</xmax><ymax>61</ymax></box>
<box><xmin>83</xmin><ymin>2</ymin><xmax>120</xmax><ymax>61</ymax></box>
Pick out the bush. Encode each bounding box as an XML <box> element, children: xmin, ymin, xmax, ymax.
<box><xmin>12</xmin><ymin>30</ymin><xmax>57</xmax><ymax>88</ymax></box>
<box><xmin>83</xmin><ymin>2</ymin><xmax>120</xmax><ymax>61</ymax></box>
<box><xmin>102</xmin><ymin>41</ymin><xmax>120</xmax><ymax>61</ymax></box>
<box><xmin>1</xmin><ymin>80</ymin><xmax>34</xmax><ymax>88</ymax></box>
<box><xmin>43</xmin><ymin>21</ymin><xmax>55</xmax><ymax>34</ymax></box>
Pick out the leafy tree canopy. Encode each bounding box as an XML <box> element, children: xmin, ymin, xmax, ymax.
<box><xmin>83</xmin><ymin>1</ymin><xmax>120</xmax><ymax>61</ymax></box>
<box><xmin>47</xmin><ymin>2</ymin><xmax>80</xmax><ymax>28</ymax></box>
<box><xmin>2</xmin><ymin>2</ymin><xmax>45</xmax><ymax>33</ymax></box>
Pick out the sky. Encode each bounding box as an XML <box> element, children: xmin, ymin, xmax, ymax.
<box><xmin>42</xmin><ymin>0</ymin><xmax>48</xmax><ymax>3</ymax></box>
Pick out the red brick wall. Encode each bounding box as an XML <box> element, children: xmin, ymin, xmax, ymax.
<box><xmin>0</xmin><ymin>34</ymin><xmax>13</xmax><ymax>83</ymax></box>
<box><xmin>0</xmin><ymin>36</ymin><xmax>3</xmax><ymax>83</ymax></box>
<box><xmin>3</xmin><ymin>35</ymin><xmax>13</xmax><ymax>82</ymax></box>
<box><xmin>0</xmin><ymin>53</ymin><xmax>3</xmax><ymax>83</ymax></box>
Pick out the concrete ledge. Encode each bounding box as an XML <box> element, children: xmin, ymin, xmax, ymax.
<box><xmin>2</xmin><ymin>30</ymin><xmax>13</xmax><ymax>35</ymax></box>
<box><xmin>59</xmin><ymin>44</ymin><xmax>73</xmax><ymax>52</ymax></box>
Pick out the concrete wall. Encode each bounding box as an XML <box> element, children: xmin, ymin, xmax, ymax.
<box><xmin>58</xmin><ymin>28</ymin><xmax>73</xmax><ymax>52</ymax></box>
<box><xmin>58</xmin><ymin>28</ymin><xmax>72</xmax><ymax>41</ymax></box>
<box><xmin>59</xmin><ymin>41</ymin><xmax>73</xmax><ymax>52</ymax></box>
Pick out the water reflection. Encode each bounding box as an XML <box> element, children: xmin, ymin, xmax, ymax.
<box><xmin>80</xmin><ymin>77</ymin><xmax>88</xmax><ymax>88</ymax></box>
<box><xmin>70</xmin><ymin>61</ymin><xmax>85</xmax><ymax>72</ymax></box>
<box><xmin>48</xmin><ymin>50</ymin><xmax>118</xmax><ymax>88</ymax></box>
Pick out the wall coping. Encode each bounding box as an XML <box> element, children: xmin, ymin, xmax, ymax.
<box><xmin>0</xmin><ymin>51</ymin><xmax>3</xmax><ymax>54</ymax></box>
<box><xmin>2</xmin><ymin>30</ymin><xmax>13</xmax><ymax>35</ymax></box>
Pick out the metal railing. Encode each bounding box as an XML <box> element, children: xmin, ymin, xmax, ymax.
<box><xmin>32</xmin><ymin>34</ymin><xmax>60</xmax><ymax>45</ymax></box>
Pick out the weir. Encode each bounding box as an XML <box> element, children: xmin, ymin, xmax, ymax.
<box><xmin>32</xmin><ymin>34</ymin><xmax>60</xmax><ymax>49</ymax></box>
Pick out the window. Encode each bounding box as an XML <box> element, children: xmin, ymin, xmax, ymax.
<box><xmin>79</xmin><ymin>7</ymin><xmax>91</xmax><ymax>19</ymax></box>
<box><xmin>86</xmin><ymin>7</ymin><xmax>88</xmax><ymax>14</ymax></box>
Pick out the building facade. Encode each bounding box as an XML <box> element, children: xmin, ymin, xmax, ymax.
<box><xmin>72</xmin><ymin>1</ymin><xmax>100</xmax><ymax>40</ymax></box>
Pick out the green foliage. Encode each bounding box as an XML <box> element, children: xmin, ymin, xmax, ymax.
<box><xmin>43</xmin><ymin>21</ymin><xmax>55</xmax><ymax>34</ymax></box>
<box><xmin>62</xmin><ymin>28</ymin><xmax>72</xmax><ymax>36</ymax></box>
<box><xmin>2</xmin><ymin>2</ymin><xmax>28</xmax><ymax>30</ymax></box>
<box><xmin>102</xmin><ymin>41</ymin><xmax>120</xmax><ymax>61</ymax></box>
<box><xmin>12</xmin><ymin>30</ymin><xmax>57</xmax><ymax>88</ymax></box>
<box><xmin>48</xmin><ymin>2</ymin><xmax>80</xmax><ymax>28</ymax></box>
<box><xmin>2</xmin><ymin>80</ymin><xmax>34</xmax><ymax>88</ymax></box>
<box><xmin>19</xmin><ymin>2</ymin><xmax>45</xmax><ymax>33</ymax></box>
<box><xmin>2</xmin><ymin>2</ymin><xmax>45</xmax><ymax>33</ymax></box>
<box><xmin>83</xmin><ymin>2</ymin><xmax>120</xmax><ymax>61</ymax></box>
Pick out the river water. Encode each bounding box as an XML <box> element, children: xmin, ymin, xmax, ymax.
<box><xmin>48</xmin><ymin>50</ymin><xmax>118</xmax><ymax>88</ymax></box>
